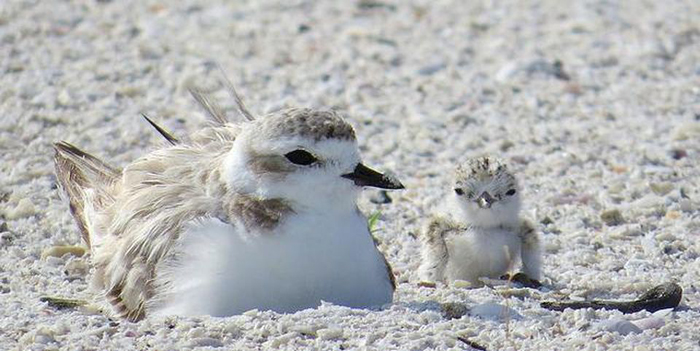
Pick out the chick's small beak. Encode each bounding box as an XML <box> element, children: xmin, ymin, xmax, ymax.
<box><xmin>476</xmin><ymin>191</ymin><xmax>494</xmax><ymax>209</ymax></box>
<box><xmin>341</xmin><ymin>163</ymin><xmax>404</xmax><ymax>189</ymax></box>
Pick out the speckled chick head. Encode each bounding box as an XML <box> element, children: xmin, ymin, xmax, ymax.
<box><xmin>452</xmin><ymin>156</ymin><xmax>521</xmax><ymax>228</ymax></box>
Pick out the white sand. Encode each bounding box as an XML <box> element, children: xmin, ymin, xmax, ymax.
<box><xmin>1</xmin><ymin>0</ymin><xmax>699</xmax><ymax>349</ymax></box>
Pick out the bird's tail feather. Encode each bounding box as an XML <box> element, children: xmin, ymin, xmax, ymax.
<box><xmin>53</xmin><ymin>141</ymin><xmax>120</xmax><ymax>248</ymax></box>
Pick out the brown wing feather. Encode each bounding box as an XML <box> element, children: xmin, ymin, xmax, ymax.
<box><xmin>189</xmin><ymin>70</ymin><xmax>255</xmax><ymax>124</ymax></box>
<box><xmin>366</xmin><ymin>220</ymin><xmax>396</xmax><ymax>290</ymax></box>
<box><xmin>189</xmin><ymin>87</ymin><xmax>230</xmax><ymax>125</ymax></box>
<box><xmin>142</xmin><ymin>114</ymin><xmax>180</xmax><ymax>145</ymax></box>
<box><xmin>382</xmin><ymin>253</ymin><xmax>397</xmax><ymax>290</ymax></box>
<box><xmin>53</xmin><ymin>141</ymin><xmax>120</xmax><ymax>248</ymax></box>
<box><xmin>218</xmin><ymin>68</ymin><xmax>255</xmax><ymax>121</ymax></box>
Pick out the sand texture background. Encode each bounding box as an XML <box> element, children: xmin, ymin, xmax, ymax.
<box><xmin>1</xmin><ymin>0</ymin><xmax>699</xmax><ymax>350</ymax></box>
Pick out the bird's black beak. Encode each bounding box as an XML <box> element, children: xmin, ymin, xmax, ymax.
<box><xmin>341</xmin><ymin>163</ymin><xmax>404</xmax><ymax>189</ymax></box>
<box><xmin>476</xmin><ymin>191</ymin><xmax>495</xmax><ymax>209</ymax></box>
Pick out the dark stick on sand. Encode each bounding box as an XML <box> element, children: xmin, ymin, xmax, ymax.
<box><xmin>541</xmin><ymin>283</ymin><xmax>682</xmax><ymax>314</ymax></box>
<box><xmin>40</xmin><ymin>296</ymin><xmax>88</xmax><ymax>310</ymax></box>
<box><xmin>457</xmin><ymin>336</ymin><xmax>487</xmax><ymax>351</ymax></box>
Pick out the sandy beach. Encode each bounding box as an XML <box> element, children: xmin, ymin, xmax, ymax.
<box><xmin>1</xmin><ymin>0</ymin><xmax>699</xmax><ymax>349</ymax></box>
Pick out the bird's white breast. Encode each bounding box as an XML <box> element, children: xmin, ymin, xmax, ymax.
<box><xmin>445</xmin><ymin>227</ymin><xmax>520</xmax><ymax>283</ymax></box>
<box><xmin>151</xmin><ymin>210</ymin><xmax>393</xmax><ymax>317</ymax></box>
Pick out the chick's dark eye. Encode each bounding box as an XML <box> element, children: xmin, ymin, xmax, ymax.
<box><xmin>454</xmin><ymin>188</ymin><xmax>464</xmax><ymax>196</ymax></box>
<box><xmin>506</xmin><ymin>189</ymin><xmax>517</xmax><ymax>196</ymax></box>
<box><xmin>284</xmin><ymin>149</ymin><xmax>317</xmax><ymax>166</ymax></box>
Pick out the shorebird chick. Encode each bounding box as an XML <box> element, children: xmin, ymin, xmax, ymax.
<box><xmin>418</xmin><ymin>156</ymin><xmax>541</xmax><ymax>287</ymax></box>
<box><xmin>53</xmin><ymin>87</ymin><xmax>403</xmax><ymax>321</ymax></box>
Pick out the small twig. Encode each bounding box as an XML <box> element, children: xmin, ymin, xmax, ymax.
<box><xmin>457</xmin><ymin>336</ymin><xmax>487</xmax><ymax>351</ymax></box>
<box><xmin>500</xmin><ymin>266</ymin><xmax>517</xmax><ymax>351</ymax></box>
<box><xmin>417</xmin><ymin>281</ymin><xmax>437</xmax><ymax>288</ymax></box>
<box><xmin>40</xmin><ymin>296</ymin><xmax>88</xmax><ymax>310</ymax></box>
<box><xmin>541</xmin><ymin>283</ymin><xmax>682</xmax><ymax>314</ymax></box>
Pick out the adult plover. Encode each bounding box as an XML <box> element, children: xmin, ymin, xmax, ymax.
<box><xmin>54</xmin><ymin>86</ymin><xmax>403</xmax><ymax>320</ymax></box>
<box><xmin>418</xmin><ymin>156</ymin><xmax>541</xmax><ymax>287</ymax></box>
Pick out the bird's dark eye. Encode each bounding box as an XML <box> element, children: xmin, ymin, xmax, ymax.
<box><xmin>454</xmin><ymin>188</ymin><xmax>464</xmax><ymax>196</ymax></box>
<box><xmin>284</xmin><ymin>150</ymin><xmax>317</xmax><ymax>166</ymax></box>
<box><xmin>506</xmin><ymin>189</ymin><xmax>517</xmax><ymax>196</ymax></box>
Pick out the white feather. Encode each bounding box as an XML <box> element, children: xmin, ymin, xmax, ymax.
<box><xmin>444</xmin><ymin>227</ymin><xmax>520</xmax><ymax>282</ymax></box>
<box><xmin>152</xmin><ymin>211</ymin><xmax>392</xmax><ymax>316</ymax></box>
